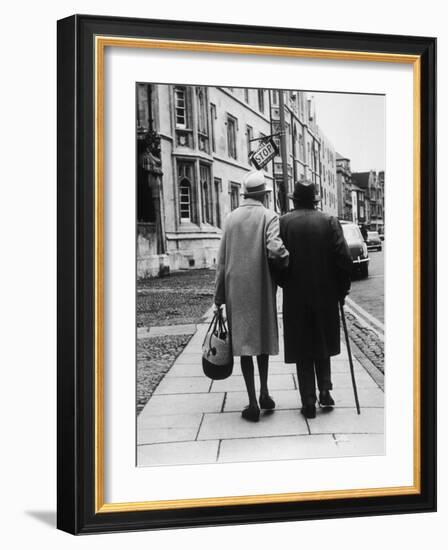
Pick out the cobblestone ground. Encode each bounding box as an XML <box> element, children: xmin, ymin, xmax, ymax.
<box><xmin>345</xmin><ymin>311</ymin><xmax>384</xmax><ymax>374</ymax></box>
<box><xmin>137</xmin><ymin>334</ymin><xmax>192</xmax><ymax>415</ymax></box>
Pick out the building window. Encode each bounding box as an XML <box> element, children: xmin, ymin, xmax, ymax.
<box><xmin>179</xmin><ymin>179</ymin><xmax>192</xmax><ymax>221</ymax></box>
<box><xmin>299</xmin><ymin>133</ymin><xmax>304</xmax><ymax>162</ymax></box>
<box><xmin>227</xmin><ymin>114</ymin><xmax>237</xmax><ymax>159</ymax></box>
<box><xmin>258</xmin><ymin>89</ymin><xmax>265</xmax><ymax>113</ymax></box>
<box><xmin>299</xmin><ymin>92</ymin><xmax>305</xmax><ymax>118</ymax></box>
<box><xmin>272</xmin><ymin>90</ymin><xmax>279</xmax><ymax>105</ymax></box>
<box><xmin>200</xmin><ymin>164</ymin><xmax>212</xmax><ymax>224</ymax></box>
<box><xmin>197</xmin><ymin>88</ymin><xmax>208</xmax><ymax>135</ymax></box>
<box><xmin>178</xmin><ymin>161</ymin><xmax>195</xmax><ymax>222</ymax></box>
<box><xmin>244</xmin><ymin>88</ymin><xmax>249</xmax><ymax>103</ymax></box>
<box><xmin>230</xmin><ymin>182</ymin><xmax>240</xmax><ymax>210</ymax></box>
<box><xmin>210</xmin><ymin>103</ymin><xmax>216</xmax><ymax>152</ymax></box>
<box><xmin>307</xmin><ymin>99</ymin><xmax>313</xmax><ymax>121</ymax></box>
<box><xmin>214</xmin><ymin>178</ymin><xmax>222</xmax><ymax>228</ymax></box>
<box><xmin>246</xmin><ymin>125</ymin><xmax>253</xmax><ymax>162</ymax></box>
<box><xmin>197</xmin><ymin>87</ymin><xmax>209</xmax><ymax>152</ymax></box>
<box><xmin>174</xmin><ymin>87</ymin><xmax>188</xmax><ymax>129</ymax></box>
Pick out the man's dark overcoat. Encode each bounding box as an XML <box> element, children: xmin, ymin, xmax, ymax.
<box><xmin>279</xmin><ymin>208</ymin><xmax>352</xmax><ymax>362</ymax></box>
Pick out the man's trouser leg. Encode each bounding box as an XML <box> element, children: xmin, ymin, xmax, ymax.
<box><xmin>315</xmin><ymin>358</ymin><xmax>332</xmax><ymax>393</ymax></box>
<box><xmin>296</xmin><ymin>359</ymin><xmax>316</xmax><ymax>406</ymax></box>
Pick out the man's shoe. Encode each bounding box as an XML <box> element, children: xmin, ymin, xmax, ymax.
<box><xmin>241</xmin><ymin>404</ymin><xmax>260</xmax><ymax>422</ymax></box>
<box><xmin>259</xmin><ymin>393</ymin><xmax>276</xmax><ymax>410</ymax></box>
<box><xmin>319</xmin><ymin>390</ymin><xmax>335</xmax><ymax>408</ymax></box>
<box><xmin>300</xmin><ymin>404</ymin><xmax>316</xmax><ymax>419</ymax></box>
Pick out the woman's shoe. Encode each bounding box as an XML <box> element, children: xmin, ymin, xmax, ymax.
<box><xmin>259</xmin><ymin>393</ymin><xmax>276</xmax><ymax>410</ymax></box>
<box><xmin>241</xmin><ymin>404</ymin><xmax>260</xmax><ymax>422</ymax></box>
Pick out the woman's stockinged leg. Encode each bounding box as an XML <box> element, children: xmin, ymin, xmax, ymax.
<box><xmin>256</xmin><ymin>354</ymin><xmax>269</xmax><ymax>396</ymax></box>
<box><xmin>240</xmin><ymin>356</ymin><xmax>258</xmax><ymax>407</ymax></box>
<box><xmin>257</xmin><ymin>354</ymin><xmax>276</xmax><ymax>410</ymax></box>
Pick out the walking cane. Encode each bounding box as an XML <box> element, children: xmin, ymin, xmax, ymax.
<box><xmin>339</xmin><ymin>301</ymin><xmax>361</xmax><ymax>415</ymax></box>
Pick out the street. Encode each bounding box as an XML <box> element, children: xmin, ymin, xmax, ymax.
<box><xmin>349</xmin><ymin>246</ymin><xmax>384</xmax><ymax>323</ymax></box>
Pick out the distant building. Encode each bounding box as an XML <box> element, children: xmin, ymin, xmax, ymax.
<box><xmin>319</xmin><ymin>129</ymin><xmax>338</xmax><ymax>216</ymax></box>
<box><xmin>377</xmin><ymin>171</ymin><xmax>385</xmax><ymax>234</ymax></box>
<box><xmin>351</xmin><ymin>170</ymin><xmax>385</xmax><ymax>231</ymax></box>
<box><xmin>350</xmin><ymin>183</ymin><xmax>367</xmax><ymax>225</ymax></box>
<box><xmin>336</xmin><ymin>153</ymin><xmax>353</xmax><ymax>221</ymax></box>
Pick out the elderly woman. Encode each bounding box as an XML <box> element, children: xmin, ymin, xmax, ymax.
<box><xmin>214</xmin><ymin>171</ymin><xmax>289</xmax><ymax>422</ymax></box>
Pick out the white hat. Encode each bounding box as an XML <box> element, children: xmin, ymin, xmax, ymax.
<box><xmin>243</xmin><ymin>171</ymin><xmax>271</xmax><ymax>196</ymax></box>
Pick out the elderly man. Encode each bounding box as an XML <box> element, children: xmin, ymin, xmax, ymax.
<box><xmin>280</xmin><ymin>180</ymin><xmax>352</xmax><ymax>419</ymax></box>
<box><xmin>214</xmin><ymin>171</ymin><xmax>289</xmax><ymax>422</ymax></box>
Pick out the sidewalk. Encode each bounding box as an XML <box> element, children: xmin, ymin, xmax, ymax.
<box><xmin>137</xmin><ymin>311</ymin><xmax>385</xmax><ymax>467</ymax></box>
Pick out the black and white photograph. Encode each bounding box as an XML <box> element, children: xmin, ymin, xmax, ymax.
<box><xmin>136</xmin><ymin>83</ymin><xmax>385</xmax><ymax>467</ymax></box>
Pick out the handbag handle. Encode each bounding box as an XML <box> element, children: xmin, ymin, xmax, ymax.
<box><xmin>202</xmin><ymin>309</ymin><xmax>220</xmax><ymax>350</ymax></box>
<box><xmin>202</xmin><ymin>307</ymin><xmax>229</xmax><ymax>357</ymax></box>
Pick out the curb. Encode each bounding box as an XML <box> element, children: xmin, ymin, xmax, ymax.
<box><xmin>349</xmin><ymin>337</ymin><xmax>384</xmax><ymax>392</ymax></box>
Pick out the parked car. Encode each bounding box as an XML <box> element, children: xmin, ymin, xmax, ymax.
<box><xmin>366</xmin><ymin>230</ymin><xmax>382</xmax><ymax>251</ymax></box>
<box><xmin>341</xmin><ymin>221</ymin><xmax>369</xmax><ymax>278</ymax></box>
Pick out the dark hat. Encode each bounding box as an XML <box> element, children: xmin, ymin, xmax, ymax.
<box><xmin>288</xmin><ymin>180</ymin><xmax>321</xmax><ymax>204</ymax></box>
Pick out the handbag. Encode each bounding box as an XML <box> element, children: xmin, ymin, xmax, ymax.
<box><xmin>202</xmin><ymin>308</ymin><xmax>233</xmax><ymax>380</ymax></box>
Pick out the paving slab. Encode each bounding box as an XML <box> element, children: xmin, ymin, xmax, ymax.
<box><xmin>137</xmin><ymin>413</ymin><xmax>203</xmax><ymax>444</ymax></box>
<box><xmin>139</xmin><ymin>392</ymin><xmax>225</xmax><ymax>417</ymax></box>
<box><xmin>327</xmin><ymin>361</ymin><xmax>365</xmax><ymax>373</ymax></box>
<box><xmin>198</xmin><ymin>409</ymin><xmax>308</xmax><ymax>440</ymax></box>
<box><xmin>267</xmin><ymin>355</ymin><xmax>287</xmax><ymax>363</ymax></box>
<box><xmin>155</xmin><ymin>376</ymin><xmax>212</xmax><ymax>394</ymax></box>
<box><xmin>166</xmin><ymin>363</ymin><xmax>207</xmax><ymax>377</ymax></box>
<box><xmin>307</xmin><ymin>407</ymin><xmax>384</xmax><ymax>434</ymax></box>
<box><xmin>224</xmin><ymin>390</ymin><xmax>301</xmax><ymax>412</ymax></box>
<box><xmin>138</xmin><ymin>440</ymin><xmax>219</xmax><ymax>466</ymax></box>
<box><xmin>263</xmin><ymin>363</ymin><xmax>297</xmax><ymax>375</ymax></box>
<box><xmin>169</xmin><ymin>360</ymin><xmax>362</xmax><ymax>377</ymax></box>
<box><xmin>149</xmin><ymin>324</ymin><xmax>197</xmax><ymax>338</ymax></box>
<box><xmin>331</xmin><ymin>387</ymin><xmax>384</xmax><ymax>407</ymax></box>
<box><xmin>323</xmin><ymin>371</ymin><xmax>379</xmax><ymax>389</ymax></box>
<box><xmin>222</xmin><ymin>387</ymin><xmax>383</xmax><ymax>412</ymax></box>
<box><xmin>210</xmin><ymin>374</ymin><xmax>295</xmax><ymax>393</ymax></box>
<box><xmin>173</xmin><ymin>354</ymin><xmax>204</xmax><ymax>365</ymax></box>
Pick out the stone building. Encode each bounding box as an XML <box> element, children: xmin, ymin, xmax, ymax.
<box><xmin>350</xmin><ymin>183</ymin><xmax>367</xmax><ymax>225</ymax></box>
<box><xmin>136</xmin><ymin>84</ymin><xmax>273</xmax><ymax>278</ymax></box>
<box><xmin>336</xmin><ymin>153</ymin><xmax>353</xmax><ymax>221</ymax></box>
<box><xmin>270</xmin><ymin>91</ymin><xmax>323</xmax><ymax>210</ymax></box>
<box><xmin>319</xmin><ymin>129</ymin><xmax>338</xmax><ymax>217</ymax></box>
<box><xmin>351</xmin><ymin>170</ymin><xmax>385</xmax><ymax>232</ymax></box>
<box><xmin>137</xmin><ymin>84</ymin><xmax>341</xmax><ymax>278</ymax></box>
